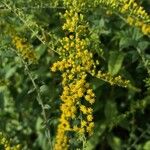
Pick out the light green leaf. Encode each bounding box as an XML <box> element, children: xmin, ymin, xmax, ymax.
<box><xmin>138</xmin><ymin>41</ymin><xmax>150</xmax><ymax>51</ymax></box>
<box><xmin>108</xmin><ymin>51</ymin><xmax>125</xmax><ymax>76</ymax></box>
<box><xmin>143</xmin><ymin>141</ymin><xmax>150</xmax><ymax>150</ymax></box>
<box><xmin>35</xmin><ymin>44</ymin><xmax>47</xmax><ymax>59</ymax></box>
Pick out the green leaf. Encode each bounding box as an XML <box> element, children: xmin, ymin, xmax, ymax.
<box><xmin>40</xmin><ymin>85</ymin><xmax>49</xmax><ymax>95</ymax></box>
<box><xmin>5</xmin><ymin>66</ymin><xmax>17</xmax><ymax>79</ymax></box>
<box><xmin>90</xmin><ymin>77</ymin><xmax>104</xmax><ymax>90</ymax></box>
<box><xmin>119</xmin><ymin>37</ymin><xmax>132</xmax><ymax>48</ymax></box>
<box><xmin>138</xmin><ymin>41</ymin><xmax>150</xmax><ymax>51</ymax></box>
<box><xmin>104</xmin><ymin>100</ymin><xmax>118</xmax><ymax>122</ymax></box>
<box><xmin>108</xmin><ymin>51</ymin><xmax>125</xmax><ymax>76</ymax></box>
<box><xmin>143</xmin><ymin>141</ymin><xmax>150</xmax><ymax>150</ymax></box>
<box><xmin>108</xmin><ymin>135</ymin><xmax>122</xmax><ymax>150</ymax></box>
<box><xmin>35</xmin><ymin>44</ymin><xmax>47</xmax><ymax>59</ymax></box>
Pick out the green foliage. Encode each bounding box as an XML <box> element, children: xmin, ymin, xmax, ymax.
<box><xmin>0</xmin><ymin>0</ymin><xmax>150</xmax><ymax>149</ymax></box>
<box><xmin>108</xmin><ymin>51</ymin><xmax>125</xmax><ymax>76</ymax></box>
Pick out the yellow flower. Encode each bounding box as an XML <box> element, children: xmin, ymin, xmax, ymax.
<box><xmin>87</xmin><ymin>108</ymin><xmax>93</xmax><ymax>114</ymax></box>
<box><xmin>85</xmin><ymin>95</ymin><xmax>91</xmax><ymax>101</ymax></box>
<box><xmin>79</xmin><ymin>128</ymin><xmax>85</xmax><ymax>134</ymax></box>
<box><xmin>80</xmin><ymin>105</ymin><xmax>87</xmax><ymax>114</ymax></box>
<box><xmin>89</xmin><ymin>122</ymin><xmax>94</xmax><ymax>128</ymax></box>
<box><xmin>81</xmin><ymin>121</ymin><xmax>87</xmax><ymax>127</ymax></box>
<box><xmin>77</xmin><ymin>88</ymin><xmax>84</xmax><ymax>97</ymax></box>
<box><xmin>12</xmin><ymin>35</ymin><xmax>37</xmax><ymax>63</ymax></box>
<box><xmin>89</xmin><ymin>98</ymin><xmax>95</xmax><ymax>104</ymax></box>
<box><xmin>86</xmin><ymin>126</ymin><xmax>93</xmax><ymax>135</ymax></box>
<box><xmin>87</xmin><ymin>115</ymin><xmax>93</xmax><ymax>122</ymax></box>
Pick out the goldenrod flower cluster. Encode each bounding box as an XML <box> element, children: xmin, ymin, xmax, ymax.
<box><xmin>52</xmin><ymin>8</ymin><xmax>96</xmax><ymax>150</ymax></box>
<box><xmin>12</xmin><ymin>36</ymin><xmax>37</xmax><ymax>63</ymax></box>
<box><xmin>95</xmin><ymin>71</ymin><xmax>130</xmax><ymax>87</ymax></box>
<box><xmin>95</xmin><ymin>0</ymin><xmax>150</xmax><ymax>35</ymax></box>
<box><xmin>51</xmin><ymin>1</ymin><xmax>130</xmax><ymax>149</ymax></box>
<box><xmin>51</xmin><ymin>10</ymin><xmax>95</xmax><ymax>150</ymax></box>
<box><xmin>0</xmin><ymin>132</ymin><xmax>20</xmax><ymax>150</ymax></box>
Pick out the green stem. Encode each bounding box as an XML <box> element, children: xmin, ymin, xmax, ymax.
<box><xmin>11</xmin><ymin>48</ymin><xmax>53</xmax><ymax>150</ymax></box>
<box><xmin>3</xmin><ymin>1</ymin><xmax>59</xmax><ymax>54</ymax></box>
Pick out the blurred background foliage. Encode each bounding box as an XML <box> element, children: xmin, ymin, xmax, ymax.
<box><xmin>0</xmin><ymin>0</ymin><xmax>150</xmax><ymax>149</ymax></box>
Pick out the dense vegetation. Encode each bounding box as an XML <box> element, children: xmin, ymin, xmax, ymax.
<box><xmin>0</xmin><ymin>0</ymin><xmax>150</xmax><ymax>149</ymax></box>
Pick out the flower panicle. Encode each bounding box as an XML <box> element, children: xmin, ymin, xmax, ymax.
<box><xmin>95</xmin><ymin>0</ymin><xmax>150</xmax><ymax>35</ymax></box>
<box><xmin>12</xmin><ymin>35</ymin><xmax>37</xmax><ymax>64</ymax></box>
<box><xmin>52</xmin><ymin>8</ymin><xmax>96</xmax><ymax>150</ymax></box>
<box><xmin>51</xmin><ymin>1</ymin><xmax>130</xmax><ymax>149</ymax></box>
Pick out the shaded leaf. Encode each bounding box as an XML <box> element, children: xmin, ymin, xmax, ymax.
<box><xmin>108</xmin><ymin>51</ymin><xmax>125</xmax><ymax>76</ymax></box>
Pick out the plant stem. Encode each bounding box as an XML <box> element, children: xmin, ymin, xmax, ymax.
<box><xmin>11</xmin><ymin>48</ymin><xmax>53</xmax><ymax>149</ymax></box>
<box><xmin>3</xmin><ymin>1</ymin><xmax>59</xmax><ymax>55</ymax></box>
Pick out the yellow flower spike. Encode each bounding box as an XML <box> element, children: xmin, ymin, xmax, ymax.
<box><xmin>96</xmin><ymin>0</ymin><xmax>150</xmax><ymax>35</ymax></box>
<box><xmin>12</xmin><ymin>35</ymin><xmax>37</xmax><ymax>64</ymax></box>
<box><xmin>52</xmin><ymin>1</ymin><xmax>130</xmax><ymax>149</ymax></box>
